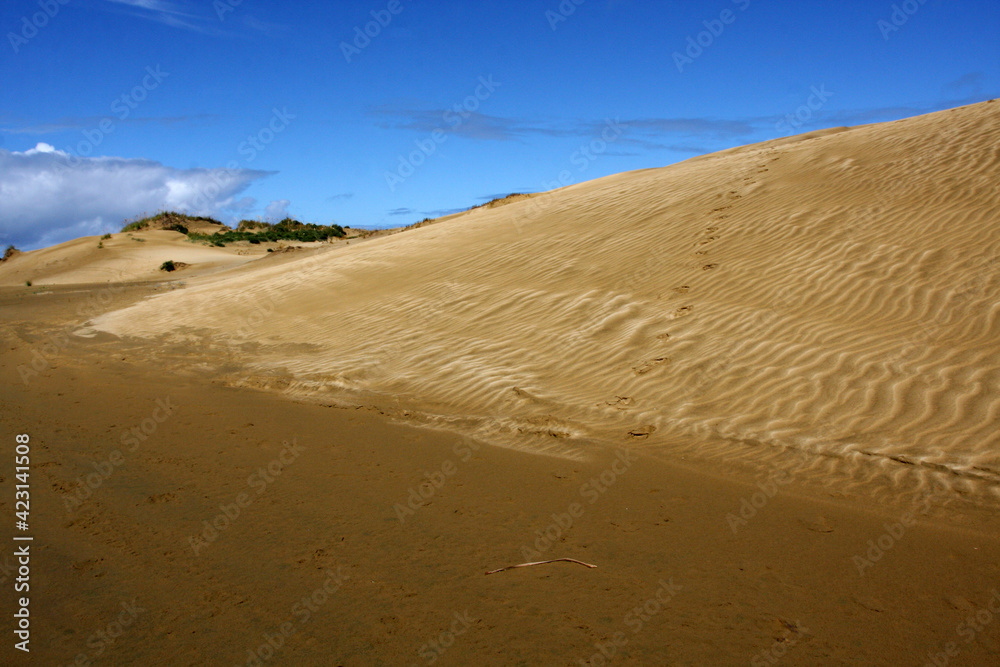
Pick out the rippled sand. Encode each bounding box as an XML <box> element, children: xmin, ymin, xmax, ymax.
<box><xmin>83</xmin><ymin>101</ymin><xmax>1000</xmax><ymax>508</ymax></box>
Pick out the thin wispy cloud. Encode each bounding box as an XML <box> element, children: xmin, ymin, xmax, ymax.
<box><xmin>0</xmin><ymin>114</ymin><xmax>217</xmax><ymax>136</ymax></box>
<box><xmin>820</xmin><ymin>93</ymin><xmax>997</xmax><ymax>128</ymax></box>
<box><xmin>99</xmin><ymin>0</ymin><xmax>217</xmax><ymax>34</ymax></box>
<box><xmin>369</xmin><ymin>106</ymin><xmax>757</xmax><ymax>146</ymax></box>
<box><xmin>421</xmin><ymin>207</ymin><xmax>467</xmax><ymax>217</ymax></box>
<box><xmin>944</xmin><ymin>72</ymin><xmax>985</xmax><ymax>95</ymax></box>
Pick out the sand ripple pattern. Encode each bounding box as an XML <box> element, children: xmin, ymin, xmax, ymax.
<box><xmin>89</xmin><ymin>102</ymin><xmax>1000</xmax><ymax>506</ymax></box>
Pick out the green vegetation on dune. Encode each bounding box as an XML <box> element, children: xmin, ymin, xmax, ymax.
<box><xmin>121</xmin><ymin>211</ymin><xmax>216</xmax><ymax>234</ymax></box>
<box><xmin>187</xmin><ymin>218</ymin><xmax>346</xmax><ymax>246</ymax></box>
<box><xmin>119</xmin><ymin>212</ymin><xmax>346</xmax><ymax>247</ymax></box>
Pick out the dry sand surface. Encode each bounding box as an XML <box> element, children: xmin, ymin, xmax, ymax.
<box><xmin>1</xmin><ymin>101</ymin><xmax>999</xmax><ymax>665</ymax></box>
<box><xmin>0</xmin><ymin>230</ymin><xmax>265</xmax><ymax>286</ymax></box>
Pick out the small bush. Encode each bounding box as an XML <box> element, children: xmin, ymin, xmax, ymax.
<box><xmin>97</xmin><ymin>241</ymin><xmax>104</xmax><ymax>249</ymax></box>
<box><xmin>122</xmin><ymin>211</ymin><xmax>221</xmax><ymax>233</ymax></box>
<box><xmin>121</xmin><ymin>220</ymin><xmax>150</xmax><ymax>232</ymax></box>
<box><xmin>25</xmin><ymin>280</ymin><xmax>32</xmax><ymax>287</ymax></box>
<box><xmin>101</xmin><ymin>233</ymin><xmax>112</xmax><ymax>240</ymax></box>
<box><xmin>160</xmin><ymin>260</ymin><xmax>176</xmax><ymax>272</ymax></box>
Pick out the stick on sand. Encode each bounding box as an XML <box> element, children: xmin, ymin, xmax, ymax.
<box><xmin>485</xmin><ymin>558</ymin><xmax>597</xmax><ymax>575</ymax></box>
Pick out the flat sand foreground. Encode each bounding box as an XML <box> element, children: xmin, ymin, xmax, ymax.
<box><xmin>2</xmin><ymin>285</ymin><xmax>1000</xmax><ymax>666</ymax></box>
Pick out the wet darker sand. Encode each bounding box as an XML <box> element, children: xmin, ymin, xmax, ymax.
<box><xmin>1</xmin><ymin>284</ymin><xmax>999</xmax><ymax>666</ymax></box>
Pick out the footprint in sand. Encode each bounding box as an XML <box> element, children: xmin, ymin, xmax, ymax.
<box><xmin>798</xmin><ymin>516</ymin><xmax>834</xmax><ymax>533</ymax></box>
<box><xmin>628</xmin><ymin>425</ymin><xmax>657</xmax><ymax>439</ymax></box>
<box><xmin>656</xmin><ymin>332</ymin><xmax>671</xmax><ymax>340</ymax></box>
<box><xmin>705</xmin><ymin>226</ymin><xmax>719</xmax><ymax>234</ymax></box>
<box><xmin>702</xmin><ymin>264</ymin><xmax>718</xmax><ymax>271</ymax></box>
<box><xmin>632</xmin><ymin>357</ymin><xmax>671</xmax><ymax>375</ymax></box>
<box><xmin>853</xmin><ymin>595</ymin><xmax>885</xmax><ymax>613</ymax></box>
<box><xmin>672</xmin><ymin>306</ymin><xmax>693</xmax><ymax>319</ymax></box>
<box><xmin>606</xmin><ymin>396</ymin><xmax>634</xmax><ymax>409</ymax></box>
<box><xmin>672</xmin><ymin>286</ymin><xmax>690</xmax><ymax>294</ymax></box>
<box><xmin>697</xmin><ymin>236</ymin><xmax>718</xmax><ymax>246</ymax></box>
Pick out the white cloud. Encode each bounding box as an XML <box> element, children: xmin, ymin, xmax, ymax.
<box><xmin>25</xmin><ymin>143</ymin><xmax>56</xmax><ymax>154</ymax></box>
<box><xmin>264</xmin><ymin>199</ymin><xmax>291</xmax><ymax>220</ymax></box>
<box><xmin>0</xmin><ymin>144</ymin><xmax>273</xmax><ymax>250</ymax></box>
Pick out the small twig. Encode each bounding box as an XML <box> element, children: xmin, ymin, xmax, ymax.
<box><xmin>485</xmin><ymin>558</ymin><xmax>597</xmax><ymax>575</ymax></box>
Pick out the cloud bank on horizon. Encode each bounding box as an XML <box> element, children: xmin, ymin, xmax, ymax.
<box><xmin>0</xmin><ymin>143</ymin><xmax>280</xmax><ymax>250</ymax></box>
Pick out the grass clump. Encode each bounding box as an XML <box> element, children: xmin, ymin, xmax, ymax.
<box><xmin>160</xmin><ymin>260</ymin><xmax>177</xmax><ymax>272</ymax></box>
<box><xmin>188</xmin><ymin>218</ymin><xmax>346</xmax><ymax>247</ymax></box>
<box><xmin>121</xmin><ymin>211</ymin><xmax>220</xmax><ymax>234</ymax></box>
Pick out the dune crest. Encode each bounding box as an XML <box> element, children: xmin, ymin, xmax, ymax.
<box><xmin>88</xmin><ymin>102</ymin><xmax>1000</xmax><ymax>504</ymax></box>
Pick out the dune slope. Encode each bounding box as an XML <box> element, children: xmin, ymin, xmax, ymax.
<box><xmin>0</xmin><ymin>229</ymin><xmax>263</xmax><ymax>285</ymax></box>
<box><xmin>88</xmin><ymin>101</ymin><xmax>1000</xmax><ymax>504</ymax></box>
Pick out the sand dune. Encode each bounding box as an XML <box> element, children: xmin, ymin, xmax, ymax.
<box><xmin>87</xmin><ymin>101</ymin><xmax>1000</xmax><ymax>505</ymax></box>
<box><xmin>0</xmin><ymin>229</ymin><xmax>265</xmax><ymax>285</ymax></box>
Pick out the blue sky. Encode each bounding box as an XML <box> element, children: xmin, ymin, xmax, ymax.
<box><xmin>1</xmin><ymin>0</ymin><xmax>997</xmax><ymax>249</ymax></box>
